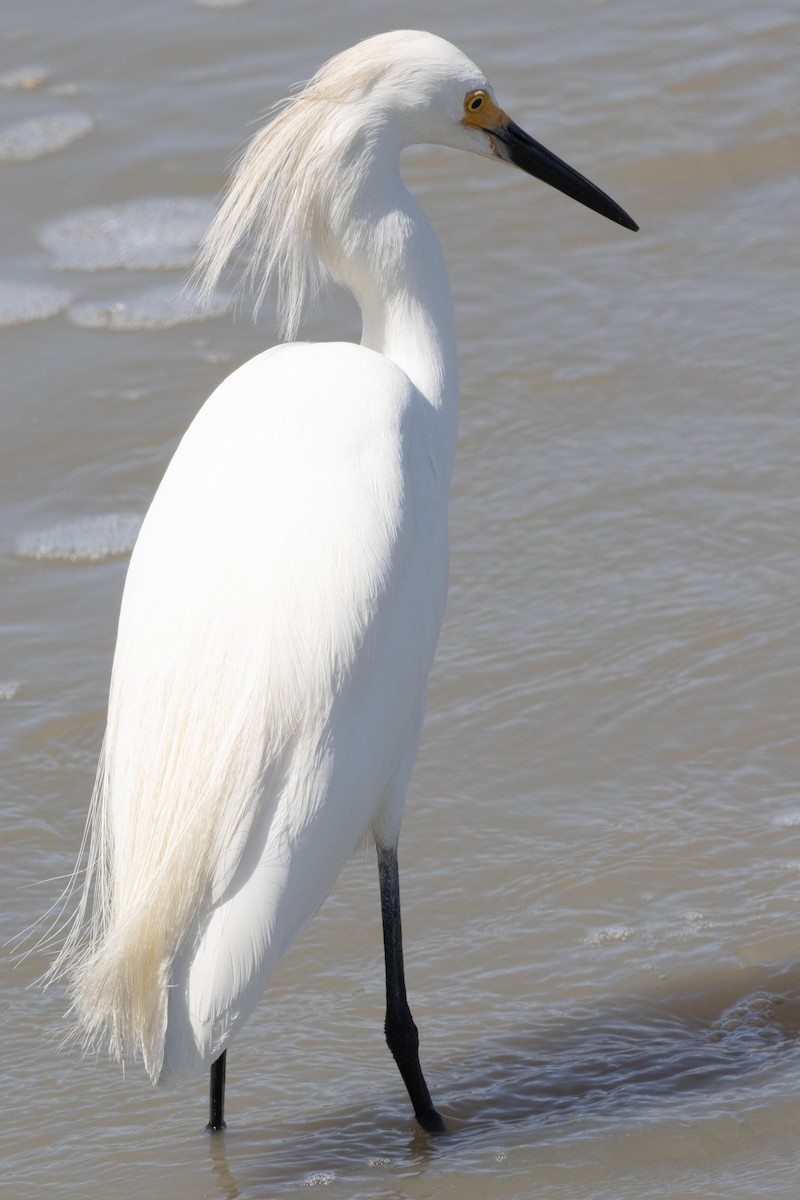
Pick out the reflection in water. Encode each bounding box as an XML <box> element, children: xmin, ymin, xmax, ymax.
<box><xmin>208</xmin><ymin>1129</ymin><xmax>241</xmax><ymax>1200</ymax></box>
<box><xmin>240</xmin><ymin>1108</ymin><xmax>447</xmax><ymax>1195</ymax></box>
<box><xmin>441</xmin><ymin>963</ymin><xmax>800</xmax><ymax>1131</ymax></box>
<box><xmin>191</xmin><ymin>963</ymin><xmax>800</xmax><ymax>1193</ymax></box>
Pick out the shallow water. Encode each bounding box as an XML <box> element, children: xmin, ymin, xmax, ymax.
<box><xmin>3</xmin><ymin>0</ymin><xmax>800</xmax><ymax>1197</ymax></box>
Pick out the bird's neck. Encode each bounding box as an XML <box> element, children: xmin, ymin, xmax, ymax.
<box><xmin>358</xmin><ymin>193</ymin><xmax>458</xmax><ymax>408</ymax></box>
<box><xmin>326</xmin><ymin>156</ymin><xmax>459</xmax><ymax>451</ymax></box>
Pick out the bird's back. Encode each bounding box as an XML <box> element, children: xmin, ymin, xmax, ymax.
<box><xmin>61</xmin><ymin>339</ymin><xmax>450</xmax><ymax>1083</ymax></box>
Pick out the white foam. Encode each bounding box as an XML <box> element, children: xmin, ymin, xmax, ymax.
<box><xmin>17</xmin><ymin>513</ymin><xmax>143</xmax><ymax>563</ymax></box>
<box><xmin>0</xmin><ymin>681</ymin><xmax>21</xmax><ymax>700</ymax></box>
<box><xmin>0</xmin><ymin>112</ymin><xmax>92</xmax><ymax>162</ymax></box>
<box><xmin>584</xmin><ymin>924</ymin><xmax>634</xmax><ymax>947</ymax></box>
<box><xmin>0</xmin><ymin>67</ymin><xmax>51</xmax><ymax>91</ymax></box>
<box><xmin>40</xmin><ymin>197</ymin><xmax>216</xmax><ymax>271</ymax></box>
<box><xmin>68</xmin><ymin>285</ymin><xmax>230</xmax><ymax>331</ymax></box>
<box><xmin>0</xmin><ymin>279</ymin><xmax>71</xmax><ymax>327</ymax></box>
<box><xmin>710</xmin><ymin>991</ymin><xmax>785</xmax><ymax>1047</ymax></box>
<box><xmin>773</xmin><ymin>810</ymin><xmax>800</xmax><ymax>828</ymax></box>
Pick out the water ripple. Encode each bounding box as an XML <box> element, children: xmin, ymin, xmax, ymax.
<box><xmin>16</xmin><ymin>513</ymin><xmax>143</xmax><ymax>563</ymax></box>
<box><xmin>0</xmin><ymin>112</ymin><xmax>92</xmax><ymax>162</ymax></box>
<box><xmin>39</xmin><ymin>197</ymin><xmax>216</xmax><ymax>271</ymax></box>
<box><xmin>68</xmin><ymin>285</ymin><xmax>230</xmax><ymax>331</ymax></box>
<box><xmin>0</xmin><ymin>278</ymin><xmax>71</xmax><ymax>326</ymax></box>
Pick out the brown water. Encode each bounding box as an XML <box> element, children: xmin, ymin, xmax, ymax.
<box><xmin>4</xmin><ymin>0</ymin><xmax>800</xmax><ymax>1196</ymax></box>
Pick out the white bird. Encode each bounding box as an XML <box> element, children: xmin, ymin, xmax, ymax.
<box><xmin>50</xmin><ymin>30</ymin><xmax>637</xmax><ymax>1134</ymax></box>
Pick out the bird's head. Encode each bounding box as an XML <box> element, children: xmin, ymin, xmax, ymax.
<box><xmin>327</xmin><ymin>30</ymin><xmax>638</xmax><ymax>233</ymax></box>
<box><xmin>194</xmin><ymin>31</ymin><xmax>637</xmax><ymax>339</ymax></box>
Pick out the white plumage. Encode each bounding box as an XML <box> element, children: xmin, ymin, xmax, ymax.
<box><xmin>50</xmin><ymin>30</ymin><xmax>636</xmax><ymax>1128</ymax></box>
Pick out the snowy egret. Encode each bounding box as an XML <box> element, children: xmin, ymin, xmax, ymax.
<box><xmin>50</xmin><ymin>30</ymin><xmax>637</xmax><ymax>1134</ymax></box>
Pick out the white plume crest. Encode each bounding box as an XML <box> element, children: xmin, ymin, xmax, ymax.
<box><xmin>194</xmin><ymin>32</ymin><xmax>430</xmax><ymax>340</ymax></box>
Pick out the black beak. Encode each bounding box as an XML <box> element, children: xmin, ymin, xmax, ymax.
<box><xmin>492</xmin><ymin>119</ymin><xmax>638</xmax><ymax>232</ymax></box>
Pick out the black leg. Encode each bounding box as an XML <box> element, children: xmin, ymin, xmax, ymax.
<box><xmin>377</xmin><ymin>844</ymin><xmax>445</xmax><ymax>1133</ymax></box>
<box><xmin>207</xmin><ymin>1049</ymin><xmax>227</xmax><ymax>1132</ymax></box>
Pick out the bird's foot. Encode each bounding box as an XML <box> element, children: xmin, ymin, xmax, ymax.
<box><xmin>416</xmin><ymin>1106</ymin><xmax>446</xmax><ymax>1135</ymax></box>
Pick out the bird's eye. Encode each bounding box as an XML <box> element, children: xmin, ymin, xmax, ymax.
<box><xmin>465</xmin><ymin>91</ymin><xmax>487</xmax><ymax>113</ymax></box>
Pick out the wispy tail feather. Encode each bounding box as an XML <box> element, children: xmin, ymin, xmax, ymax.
<box><xmin>45</xmin><ymin>616</ymin><xmax>289</xmax><ymax>1081</ymax></box>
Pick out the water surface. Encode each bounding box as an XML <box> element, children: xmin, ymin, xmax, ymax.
<box><xmin>3</xmin><ymin>0</ymin><xmax>800</xmax><ymax>1196</ymax></box>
